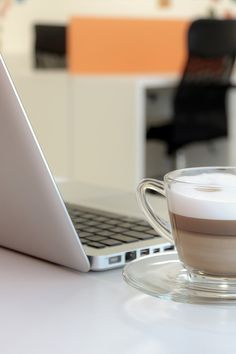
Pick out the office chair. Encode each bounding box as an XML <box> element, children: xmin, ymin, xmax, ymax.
<box><xmin>147</xmin><ymin>19</ymin><xmax>236</xmax><ymax>169</ymax></box>
<box><xmin>34</xmin><ymin>24</ymin><xmax>67</xmax><ymax>68</ymax></box>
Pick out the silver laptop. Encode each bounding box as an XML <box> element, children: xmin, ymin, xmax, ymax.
<box><xmin>0</xmin><ymin>56</ymin><xmax>171</xmax><ymax>271</ymax></box>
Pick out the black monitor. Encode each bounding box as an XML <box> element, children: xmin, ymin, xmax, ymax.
<box><xmin>34</xmin><ymin>24</ymin><xmax>67</xmax><ymax>69</ymax></box>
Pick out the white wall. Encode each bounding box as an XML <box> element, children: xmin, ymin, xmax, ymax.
<box><xmin>2</xmin><ymin>0</ymin><xmax>236</xmax><ymax>56</ymax></box>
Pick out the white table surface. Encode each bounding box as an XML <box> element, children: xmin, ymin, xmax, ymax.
<box><xmin>0</xmin><ymin>181</ymin><xmax>236</xmax><ymax>354</ymax></box>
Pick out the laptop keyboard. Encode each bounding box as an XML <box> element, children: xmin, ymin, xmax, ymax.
<box><xmin>66</xmin><ymin>203</ymin><xmax>161</xmax><ymax>249</ymax></box>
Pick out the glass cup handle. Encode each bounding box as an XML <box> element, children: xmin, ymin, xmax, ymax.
<box><xmin>136</xmin><ymin>178</ymin><xmax>173</xmax><ymax>243</ymax></box>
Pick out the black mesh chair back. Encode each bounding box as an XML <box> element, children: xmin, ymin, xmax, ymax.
<box><xmin>188</xmin><ymin>19</ymin><xmax>236</xmax><ymax>58</ymax></box>
<box><xmin>147</xmin><ymin>19</ymin><xmax>236</xmax><ymax>156</ymax></box>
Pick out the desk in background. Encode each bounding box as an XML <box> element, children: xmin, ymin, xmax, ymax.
<box><xmin>6</xmin><ymin>12</ymin><xmax>236</xmax><ymax>191</ymax></box>
<box><xmin>69</xmin><ymin>74</ymin><xmax>178</xmax><ymax>190</ymax></box>
<box><xmin>7</xmin><ymin>56</ymin><xmax>179</xmax><ymax>190</ymax></box>
<box><xmin>9</xmin><ymin>64</ymin><xmax>235</xmax><ymax>192</ymax></box>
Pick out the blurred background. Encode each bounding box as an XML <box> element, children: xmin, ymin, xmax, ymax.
<box><xmin>2</xmin><ymin>0</ymin><xmax>236</xmax><ymax>192</ymax></box>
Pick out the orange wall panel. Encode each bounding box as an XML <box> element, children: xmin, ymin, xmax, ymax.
<box><xmin>68</xmin><ymin>17</ymin><xmax>189</xmax><ymax>74</ymax></box>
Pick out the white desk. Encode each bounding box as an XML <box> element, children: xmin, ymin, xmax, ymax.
<box><xmin>6</xmin><ymin>55</ymin><xmax>178</xmax><ymax>191</ymax></box>
<box><xmin>70</xmin><ymin>75</ymin><xmax>236</xmax><ymax>191</ymax></box>
<box><xmin>70</xmin><ymin>74</ymin><xmax>178</xmax><ymax>191</ymax></box>
<box><xmin>0</xmin><ymin>181</ymin><xmax>235</xmax><ymax>354</ymax></box>
<box><xmin>2</xmin><ymin>248</ymin><xmax>236</xmax><ymax>354</ymax></box>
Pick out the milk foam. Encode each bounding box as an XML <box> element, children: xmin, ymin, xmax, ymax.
<box><xmin>167</xmin><ymin>173</ymin><xmax>236</xmax><ymax>219</ymax></box>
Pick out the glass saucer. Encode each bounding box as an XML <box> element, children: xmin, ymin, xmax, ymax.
<box><xmin>123</xmin><ymin>252</ymin><xmax>236</xmax><ymax>304</ymax></box>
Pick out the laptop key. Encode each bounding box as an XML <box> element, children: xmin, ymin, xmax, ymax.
<box><xmin>83</xmin><ymin>227</ymin><xmax>102</xmax><ymax>233</ymax></box>
<box><xmin>100</xmin><ymin>239</ymin><xmax>123</xmax><ymax>246</ymax></box>
<box><xmin>96</xmin><ymin>230</ymin><xmax>116</xmax><ymax>237</ymax></box>
<box><xmin>77</xmin><ymin>231</ymin><xmax>93</xmax><ymax>238</ymax></box>
<box><xmin>110</xmin><ymin>227</ymin><xmax>127</xmax><ymax>233</ymax></box>
<box><xmin>105</xmin><ymin>219</ymin><xmax>120</xmax><ymax>225</ymax></box>
<box><xmin>96</xmin><ymin>223</ymin><xmax>113</xmax><ymax>230</ymax></box>
<box><xmin>124</xmin><ymin>230</ymin><xmax>155</xmax><ymax>240</ymax></box>
<box><xmin>93</xmin><ymin>216</ymin><xmax>109</xmax><ymax>222</ymax></box>
<box><xmin>80</xmin><ymin>213</ymin><xmax>96</xmax><ymax>219</ymax></box>
<box><xmin>81</xmin><ymin>220</ymin><xmax>101</xmax><ymax>227</ymax></box>
<box><xmin>118</xmin><ymin>222</ymin><xmax>134</xmax><ymax>229</ymax></box>
<box><xmin>86</xmin><ymin>242</ymin><xmax>106</xmax><ymax>249</ymax></box>
<box><xmin>75</xmin><ymin>224</ymin><xmax>92</xmax><ymax>231</ymax></box>
<box><xmin>73</xmin><ymin>216</ymin><xmax>87</xmax><ymax>222</ymax></box>
<box><xmin>133</xmin><ymin>233</ymin><xmax>155</xmax><ymax>240</ymax></box>
<box><xmin>111</xmin><ymin>234</ymin><xmax>138</xmax><ymax>243</ymax></box>
<box><xmin>86</xmin><ymin>235</ymin><xmax>107</xmax><ymax>242</ymax></box>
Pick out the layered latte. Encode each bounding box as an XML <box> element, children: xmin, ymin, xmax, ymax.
<box><xmin>167</xmin><ymin>173</ymin><xmax>236</xmax><ymax>276</ymax></box>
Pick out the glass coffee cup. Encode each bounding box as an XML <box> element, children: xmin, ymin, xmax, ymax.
<box><xmin>137</xmin><ymin>167</ymin><xmax>236</xmax><ymax>283</ymax></box>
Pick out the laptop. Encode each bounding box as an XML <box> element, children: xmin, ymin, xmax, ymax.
<box><xmin>0</xmin><ymin>55</ymin><xmax>172</xmax><ymax>271</ymax></box>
